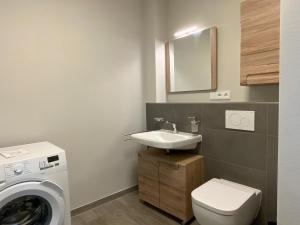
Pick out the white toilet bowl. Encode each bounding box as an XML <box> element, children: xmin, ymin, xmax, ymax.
<box><xmin>191</xmin><ymin>178</ymin><xmax>262</xmax><ymax>225</ymax></box>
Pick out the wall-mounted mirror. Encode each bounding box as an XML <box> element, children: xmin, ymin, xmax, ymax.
<box><xmin>166</xmin><ymin>27</ymin><xmax>217</xmax><ymax>93</ymax></box>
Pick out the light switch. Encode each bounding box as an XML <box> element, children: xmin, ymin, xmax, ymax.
<box><xmin>225</xmin><ymin>110</ymin><xmax>255</xmax><ymax>131</ymax></box>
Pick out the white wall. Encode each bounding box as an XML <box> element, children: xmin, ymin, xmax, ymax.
<box><xmin>0</xmin><ymin>0</ymin><xmax>145</xmax><ymax>209</ymax></box>
<box><xmin>278</xmin><ymin>0</ymin><xmax>300</xmax><ymax>224</ymax></box>
<box><xmin>143</xmin><ymin>0</ymin><xmax>167</xmax><ymax>103</ymax></box>
<box><xmin>151</xmin><ymin>0</ymin><xmax>279</xmax><ymax>103</ymax></box>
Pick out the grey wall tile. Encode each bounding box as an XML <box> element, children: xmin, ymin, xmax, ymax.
<box><xmin>146</xmin><ymin>104</ymin><xmax>163</xmax><ymax>130</ymax></box>
<box><xmin>202</xmin><ymin>129</ymin><xmax>267</xmax><ymax>170</ymax></box>
<box><xmin>267</xmin><ymin>104</ymin><xmax>279</xmax><ymax>136</ymax></box>
<box><xmin>204</xmin><ymin>157</ymin><xmax>266</xmax><ymax>191</ymax></box>
<box><xmin>266</xmin><ymin>136</ymin><xmax>278</xmax><ymax>222</ymax></box>
<box><xmin>147</xmin><ymin>103</ymin><xmax>203</xmax><ymax>133</ymax></box>
<box><xmin>159</xmin><ymin>104</ymin><xmax>177</xmax><ymax>122</ymax></box>
<box><xmin>172</xmin><ymin>104</ymin><xmax>202</xmax><ymax>123</ymax></box>
<box><xmin>201</xmin><ymin>103</ymin><xmax>267</xmax><ymax>134</ymax></box>
<box><xmin>172</xmin><ymin>104</ymin><xmax>202</xmax><ymax>133</ymax></box>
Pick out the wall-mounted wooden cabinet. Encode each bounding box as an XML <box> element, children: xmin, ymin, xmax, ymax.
<box><xmin>138</xmin><ymin>148</ymin><xmax>203</xmax><ymax>224</ymax></box>
<box><xmin>240</xmin><ymin>0</ymin><xmax>280</xmax><ymax>85</ymax></box>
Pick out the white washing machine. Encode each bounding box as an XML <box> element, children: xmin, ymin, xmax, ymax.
<box><xmin>0</xmin><ymin>142</ymin><xmax>71</xmax><ymax>225</ymax></box>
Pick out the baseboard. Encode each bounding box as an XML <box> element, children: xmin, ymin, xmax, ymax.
<box><xmin>71</xmin><ymin>185</ymin><xmax>138</xmax><ymax>216</ymax></box>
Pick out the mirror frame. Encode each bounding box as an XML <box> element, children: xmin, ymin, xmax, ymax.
<box><xmin>165</xmin><ymin>27</ymin><xmax>217</xmax><ymax>93</ymax></box>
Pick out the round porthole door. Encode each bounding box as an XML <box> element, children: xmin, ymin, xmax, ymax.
<box><xmin>0</xmin><ymin>181</ymin><xmax>65</xmax><ymax>225</ymax></box>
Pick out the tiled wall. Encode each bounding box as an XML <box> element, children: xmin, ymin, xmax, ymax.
<box><xmin>146</xmin><ymin>103</ymin><xmax>278</xmax><ymax>225</ymax></box>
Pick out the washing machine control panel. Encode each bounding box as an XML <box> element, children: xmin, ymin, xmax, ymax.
<box><xmin>4</xmin><ymin>162</ymin><xmax>34</xmax><ymax>178</ymax></box>
<box><xmin>3</xmin><ymin>153</ymin><xmax>66</xmax><ymax>181</ymax></box>
<box><xmin>39</xmin><ymin>155</ymin><xmax>60</xmax><ymax>170</ymax></box>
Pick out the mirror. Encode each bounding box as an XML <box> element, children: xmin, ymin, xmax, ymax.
<box><xmin>166</xmin><ymin>27</ymin><xmax>217</xmax><ymax>93</ymax></box>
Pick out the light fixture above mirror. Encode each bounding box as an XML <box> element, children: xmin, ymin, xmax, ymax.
<box><xmin>174</xmin><ymin>26</ymin><xmax>204</xmax><ymax>39</ymax></box>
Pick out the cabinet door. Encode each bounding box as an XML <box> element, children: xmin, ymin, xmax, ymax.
<box><xmin>159</xmin><ymin>162</ymin><xmax>186</xmax><ymax>190</ymax></box>
<box><xmin>138</xmin><ymin>157</ymin><xmax>159</xmax><ymax>207</ymax></box>
<box><xmin>158</xmin><ymin>163</ymin><xmax>190</xmax><ymax>221</ymax></box>
<box><xmin>138</xmin><ymin>156</ymin><xmax>158</xmax><ymax>181</ymax></box>
<box><xmin>138</xmin><ymin>176</ymin><xmax>159</xmax><ymax>207</ymax></box>
<box><xmin>159</xmin><ymin>183</ymin><xmax>187</xmax><ymax>220</ymax></box>
<box><xmin>241</xmin><ymin>0</ymin><xmax>280</xmax><ymax>85</ymax></box>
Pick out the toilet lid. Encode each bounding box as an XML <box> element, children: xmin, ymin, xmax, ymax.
<box><xmin>191</xmin><ymin>179</ymin><xmax>256</xmax><ymax>216</ymax></box>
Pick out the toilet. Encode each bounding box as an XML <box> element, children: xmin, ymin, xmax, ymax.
<box><xmin>191</xmin><ymin>178</ymin><xmax>262</xmax><ymax>225</ymax></box>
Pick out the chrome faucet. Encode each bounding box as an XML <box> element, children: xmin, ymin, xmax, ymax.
<box><xmin>165</xmin><ymin>121</ymin><xmax>177</xmax><ymax>133</ymax></box>
<box><xmin>153</xmin><ymin>117</ymin><xmax>165</xmax><ymax>122</ymax></box>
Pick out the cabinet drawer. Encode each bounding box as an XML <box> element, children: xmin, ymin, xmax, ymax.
<box><xmin>138</xmin><ymin>176</ymin><xmax>159</xmax><ymax>207</ymax></box>
<box><xmin>159</xmin><ymin>184</ymin><xmax>188</xmax><ymax>220</ymax></box>
<box><xmin>244</xmin><ymin>73</ymin><xmax>279</xmax><ymax>85</ymax></box>
<box><xmin>241</xmin><ymin>62</ymin><xmax>279</xmax><ymax>85</ymax></box>
<box><xmin>138</xmin><ymin>157</ymin><xmax>158</xmax><ymax>181</ymax></box>
<box><xmin>159</xmin><ymin>163</ymin><xmax>186</xmax><ymax>190</ymax></box>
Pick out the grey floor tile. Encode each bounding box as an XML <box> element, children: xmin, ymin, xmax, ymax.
<box><xmin>72</xmin><ymin>190</ymin><xmax>263</xmax><ymax>225</ymax></box>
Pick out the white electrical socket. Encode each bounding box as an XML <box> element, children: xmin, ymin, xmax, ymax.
<box><xmin>210</xmin><ymin>90</ymin><xmax>231</xmax><ymax>100</ymax></box>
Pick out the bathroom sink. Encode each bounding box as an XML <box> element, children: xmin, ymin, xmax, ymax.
<box><xmin>130</xmin><ymin>129</ymin><xmax>202</xmax><ymax>150</ymax></box>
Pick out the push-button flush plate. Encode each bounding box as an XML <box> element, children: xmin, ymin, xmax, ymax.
<box><xmin>225</xmin><ymin>110</ymin><xmax>255</xmax><ymax>131</ymax></box>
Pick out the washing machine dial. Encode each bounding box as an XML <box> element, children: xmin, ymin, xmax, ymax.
<box><xmin>13</xmin><ymin>164</ymin><xmax>24</xmax><ymax>175</ymax></box>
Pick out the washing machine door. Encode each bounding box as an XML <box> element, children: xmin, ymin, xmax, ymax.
<box><xmin>0</xmin><ymin>181</ymin><xmax>65</xmax><ymax>225</ymax></box>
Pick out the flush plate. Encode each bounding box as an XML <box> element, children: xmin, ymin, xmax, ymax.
<box><xmin>225</xmin><ymin>110</ymin><xmax>255</xmax><ymax>131</ymax></box>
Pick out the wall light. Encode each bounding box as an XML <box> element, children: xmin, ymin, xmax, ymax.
<box><xmin>174</xmin><ymin>26</ymin><xmax>203</xmax><ymax>39</ymax></box>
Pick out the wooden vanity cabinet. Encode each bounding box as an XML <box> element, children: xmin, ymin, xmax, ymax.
<box><xmin>138</xmin><ymin>155</ymin><xmax>160</xmax><ymax>207</ymax></box>
<box><xmin>240</xmin><ymin>0</ymin><xmax>280</xmax><ymax>85</ymax></box>
<box><xmin>138</xmin><ymin>148</ymin><xmax>203</xmax><ymax>223</ymax></box>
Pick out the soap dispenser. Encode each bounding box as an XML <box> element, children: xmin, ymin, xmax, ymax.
<box><xmin>188</xmin><ymin>116</ymin><xmax>200</xmax><ymax>134</ymax></box>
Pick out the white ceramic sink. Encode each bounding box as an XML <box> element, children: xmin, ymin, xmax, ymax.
<box><xmin>130</xmin><ymin>129</ymin><xmax>202</xmax><ymax>150</ymax></box>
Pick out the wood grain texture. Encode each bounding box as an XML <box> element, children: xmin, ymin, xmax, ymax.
<box><xmin>159</xmin><ymin>183</ymin><xmax>187</xmax><ymax>220</ymax></box>
<box><xmin>139</xmin><ymin>148</ymin><xmax>202</xmax><ymax>167</ymax></box>
<box><xmin>245</xmin><ymin>73</ymin><xmax>279</xmax><ymax>85</ymax></box>
<box><xmin>72</xmin><ymin>191</ymin><xmax>201</xmax><ymax>225</ymax></box>
<box><xmin>240</xmin><ymin>0</ymin><xmax>280</xmax><ymax>85</ymax></box>
<box><xmin>139</xmin><ymin>176</ymin><xmax>159</xmax><ymax>208</ymax></box>
<box><xmin>138</xmin><ymin>148</ymin><xmax>204</xmax><ymax>223</ymax></box>
<box><xmin>138</xmin><ymin>155</ymin><xmax>159</xmax><ymax>181</ymax></box>
<box><xmin>210</xmin><ymin>27</ymin><xmax>218</xmax><ymax>90</ymax></box>
<box><xmin>159</xmin><ymin>162</ymin><xmax>186</xmax><ymax>190</ymax></box>
<box><xmin>165</xmin><ymin>42</ymin><xmax>171</xmax><ymax>93</ymax></box>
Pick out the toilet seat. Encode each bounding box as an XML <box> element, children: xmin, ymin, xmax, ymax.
<box><xmin>191</xmin><ymin>178</ymin><xmax>258</xmax><ymax>216</ymax></box>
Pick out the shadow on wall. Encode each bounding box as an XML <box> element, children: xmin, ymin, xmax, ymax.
<box><xmin>248</xmin><ymin>85</ymin><xmax>279</xmax><ymax>102</ymax></box>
